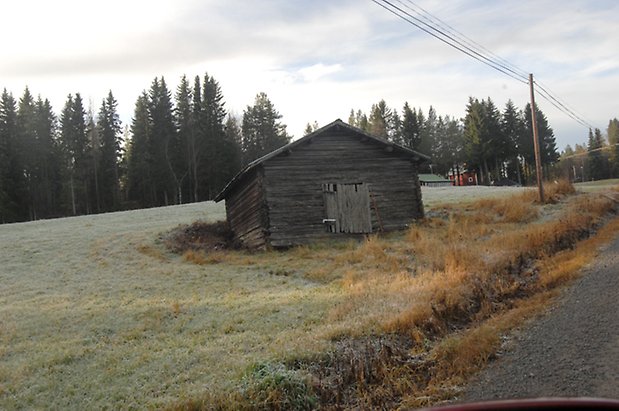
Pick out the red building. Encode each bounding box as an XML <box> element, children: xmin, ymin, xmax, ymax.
<box><xmin>449</xmin><ymin>171</ymin><xmax>478</xmax><ymax>186</ymax></box>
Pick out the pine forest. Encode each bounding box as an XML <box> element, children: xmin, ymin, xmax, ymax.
<box><xmin>1</xmin><ymin>74</ymin><xmax>618</xmax><ymax>223</ymax></box>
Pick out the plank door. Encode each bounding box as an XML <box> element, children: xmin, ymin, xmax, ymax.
<box><xmin>322</xmin><ymin>183</ymin><xmax>372</xmax><ymax>233</ymax></box>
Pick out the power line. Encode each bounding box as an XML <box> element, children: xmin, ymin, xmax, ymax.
<box><xmin>560</xmin><ymin>144</ymin><xmax>618</xmax><ymax>160</ymax></box>
<box><xmin>395</xmin><ymin>0</ymin><xmax>530</xmax><ymax>80</ymax></box>
<box><xmin>533</xmin><ymin>81</ymin><xmax>596</xmax><ymax>129</ymax></box>
<box><xmin>372</xmin><ymin>0</ymin><xmax>597</xmax><ymax>130</ymax></box>
<box><xmin>370</xmin><ymin>0</ymin><xmax>528</xmax><ymax>84</ymax></box>
<box><xmin>533</xmin><ymin>86</ymin><xmax>593</xmax><ymax>129</ymax></box>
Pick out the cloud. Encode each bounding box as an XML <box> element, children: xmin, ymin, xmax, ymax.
<box><xmin>1</xmin><ymin>0</ymin><xmax>618</xmax><ymax>148</ymax></box>
<box><xmin>297</xmin><ymin>63</ymin><xmax>343</xmax><ymax>82</ymax></box>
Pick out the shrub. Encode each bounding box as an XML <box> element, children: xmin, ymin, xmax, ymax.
<box><xmin>164</xmin><ymin>220</ymin><xmax>235</xmax><ymax>254</ymax></box>
<box><xmin>240</xmin><ymin>362</ymin><xmax>317</xmax><ymax>411</ymax></box>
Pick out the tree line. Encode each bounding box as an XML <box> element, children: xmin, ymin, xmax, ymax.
<box><xmin>555</xmin><ymin>119</ymin><xmax>619</xmax><ymax>183</ymax></box>
<box><xmin>7</xmin><ymin>73</ymin><xmax>604</xmax><ymax>225</ymax></box>
<box><xmin>0</xmin><ymin>74</ymin><xmax>290</xmax><ymax>223</ymax></box>
<box><xmin>347</xmin><ymin>97</ymin><xmax>559</xmax><ymax>185</ymax></box>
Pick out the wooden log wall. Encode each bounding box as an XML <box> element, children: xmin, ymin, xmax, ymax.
<box><xmin>224</xmin><ymin>168</ymin><xmax>268</xmax><ymax>249</ymax></box>
<box><xmin>262</xmin><ymin>131</ymin><xmax>423</xmax><ymax>247</ymax></box>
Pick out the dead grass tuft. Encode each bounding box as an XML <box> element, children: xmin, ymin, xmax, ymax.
<box><xmin>517</xmin><ymin>179</ymin><xmax>575</xmax><ymax>205</ymax></box>
<box><xmin>473</xmin><ymin>196</ymin><xmax>539</xmax><ymax>223</ymax></box>
<box><xmin>304</xmin><ymin>266</ymin><xmax>336</xmax><ymax>283</ymax></box>
<box><xmin>182</xmin><ymin>249</ymin><xmax>226</xmax><ymax>265</ymax></box>
<box><xmin>547</xmin><ymin>178</ymin><xmax>576</xmax><ymax>198</ymax></box>
<box><xmin>332</xmin><ymin>235</ymin><xmax>411</xmax><ymax>275</ymax></box>
<box><xmin>431</xmin><ymin>323</ymin><xmax>500</xmax><ymax>380</ymax></box>
<box><xmin>170</xmin><ymin>301</ymin><xmax>182</xmax><ymax>316</ymax></box>
<box><xmin>538</xmin><ymin>215</ymin><xmax>619</xmax><ymax>289</ymax></box>
<box><xmin>569</xmin><ymin>193</ymin><xmax>616</xmax><ymax>216</ymax></box>
<box><xmin>136</xmin><ymin>243</ymin><xmax>168</xmax><ymax>261</ymax></box>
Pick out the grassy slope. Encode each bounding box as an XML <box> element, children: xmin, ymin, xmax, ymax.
<box><xmin>0</xmin><ymin>184</ymin><xmax>613</xmax><ymax>409</ymax></box>
<box><xmin>0</xmin><ymin>203</ymin><xmax>235</xmax><ymax>408</ymax></box>
<box><xmin>0</xmin><ymin>202</ymin><xmax>351</xmax><ymax>409</ymax></box>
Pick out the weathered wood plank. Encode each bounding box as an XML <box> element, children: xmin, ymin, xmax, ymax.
<box><xmin>262</xmin><ymin>134</ymin><xmax>423</xmax><ymax>245</ymax></box>
<box><xmin>221</xmin><ymin>126</ymin><xmax>425</xmax><ymax>248</ymax></box>
<box><xmin>224</xmin><ymin>167</ymin><xmax>268</xmax><ymax>249</ymax></box>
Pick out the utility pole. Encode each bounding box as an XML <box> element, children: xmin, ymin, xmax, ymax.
<box><xmin>529</xmin><ymin>73</ymin><xmax>545</xmax><ymax>203</ymax></box>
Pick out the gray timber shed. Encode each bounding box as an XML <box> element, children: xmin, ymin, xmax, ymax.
<box><xmin>214</xmin><ymin>119</ymin><xmax>430</xmax><ymax>248</ymax></box>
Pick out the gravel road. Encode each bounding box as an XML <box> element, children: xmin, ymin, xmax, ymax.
<box><xmin>459</xmin><ymin>234</ymin><xmax>619</xmax><ymax>401</ymax></box>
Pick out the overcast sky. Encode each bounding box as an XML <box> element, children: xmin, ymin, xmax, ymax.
<box><xmin>2</xmin><ymin>0</ymin><xmax>618</xmax><ymax>150</ymax></box>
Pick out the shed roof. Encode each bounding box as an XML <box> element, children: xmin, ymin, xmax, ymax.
<box><xmin>214</xmin><ymin>119</ymin><xmax>430</xmax><ymax>202</ymax></box>
<box><xmin>418</xmin><ymin>174</ymin><xmax>452</xmax><ymax>183</ymax></box>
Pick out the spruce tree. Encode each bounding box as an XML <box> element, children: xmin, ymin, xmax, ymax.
<box><xmin>0</xmin><ymin>92</ymin><xmax>8</xmax><ymax>220</ymax></box>
<box><xmin>367</xmin><ymin>99</ymin><xmax>391</xmax><ymax>140</ymax></box>
<box><xmin>241</xmin><ymin>92</ymin><xmax>290</xmax><ymax>165</ymax></box>
<box><xmin>391</xmin><ymin>110</ymin><xmax>402</xmax><ymax>145</ymax></box>
<box><xmin>607</xmin><ymin>118</ymin><xmax>619</xmax><ymax>177</ymax></box>
<box><xmin>59</xmin><ymin>93</ymin><xmax>91</xmax><ymax>214</ymax></box>
<box><xmin>304</xmin><ymin>121</ymin><xmax>319</xmax><ymax>135</ymax></box>
<box><xmin>219</xmin><ymin>114</ymin><xmax>243</xmax><ymax>192</ymax></box>
<box><xmin>501</xmin><ymin>100</ymin><xmax>525</xmax><ymax>184</ymax></box>
<box><xmin>587</xmin><ymin>128</ymin><xmax>607</xmax><ymax>181</ymax></box>
<box><xmin>189</xmin><ymin>75</ymin><xmax>203</xmax><ymax>202</ymax></box>
<box><xmin>347</xmin><ymin>109</ymin><xmax>368</xmax><ymax>131</ymax></box>
<box><xmin>224</xmin><ymin>115</ymin><xmax>243</xmax><ymax>164</ymax></box>
<box><xmin>199</xmin><ymin>73</ymin><xmax>228</xmax><ymax>199</ymax></box>
<box><xmin>32</xmin><ymin>97</ymin><xmax>62</xmax><ymax>218</ymax></box>
<box><xmin>0</xmin><ymin>89</ymin><xmax>26</xmax><ymax>222</ymax></box>
<box><xmin>347</xmin><ymin>109</ymin><xmax>356</xmax><ymax>127</ymax></box>
<box><xmin>482</xmin><ymin>98</ymin><xmax>504</xmax><ymax>181</ymax></box>
<box><xmin>148</xmin><ymin>77</ymin><xmax>178</xmax><ymax>205</ymax></box>
<box><xmin>86</xmin><ymin>105</ymin><xmax>101</xmax><ymax>212</ymax></box>
<box><xmin>175</xmin><ymin>75</ymin><xmax>194</xmax><ymax>203</ymax></box>
<box><xmin>463</xmin><ymin>98</ymin><xmax>488</xmax><ymax>182</ymax></box>
<box><xmin>401</xmin><ymin>103</ymin><xmax>423</xmax><ymax>151</ymax></box>
<box><xmin>16</xmin><ymin>88</ymin><xmax>38</xmax><ymax>218</ymax></box>
<box><xmin>127</xmin><ymin>92</ymin><xmax>153</xmax><ymax>207</ymax></box>
<box><xmin>432</xmin><ymin>115</ymin><xmax>463</xmax><ymax>176</ymax></box>
<box><xmin>524</xmin><ymin>103</ymin><xmax>558</xmax><ymax>164</ymax></box>
<box><xmin>419</xmin><ymin>106</ymin><xmax>437</xmax><ymax>169</ymax></box>
<box><xmin>97</xmin><ymin>91</ymin><xmax>123</xmax><ymax>211</ymax></box>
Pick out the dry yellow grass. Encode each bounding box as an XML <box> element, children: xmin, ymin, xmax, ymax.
<box><xmin>400</xmin><ymin>211</ymin><xmax>619</xmax><ymax>407</ymax></box>
<box><xmin>474</xmin><ymin>195</ymin><xmax>539</xmax><ymax>223</ymax></box>
<box><xmin>182</xmin><ymin>249</ymin><xmax>227</xmax><ymax>265</ymax></box>
<box><xmin>272</xmin><ymin>182</ymin><xmax>618</xmax><ymax>408</ymax></box>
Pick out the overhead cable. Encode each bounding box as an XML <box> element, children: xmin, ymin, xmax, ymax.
<box><xmin>533</xmin><ymin>82</ymin><xmax>596</xmax><ymax>129</ymax></box>
<box><xmin>370</xmin><ymin>0</ymin><xmax>528</xmax><ymax>84</ymax></box>
<box><xmin>395</xmin><ymin>0</ymin><xmax>530</xmax><ymax>80</ymax></box>
<box><xmin>372</xmin><ymin>0</ymin><xmax>596</xmax><ymax>130</ymax></box>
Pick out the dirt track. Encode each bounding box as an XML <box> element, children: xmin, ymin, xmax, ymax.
<box><xmin>459</xmin><ymin>234</ymin><xmax>619</xmax><ymax>401</ymax></box>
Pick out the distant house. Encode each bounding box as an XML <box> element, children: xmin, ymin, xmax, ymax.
<box><xmin>450</xmin><ymin>171</ymin><xmax>479</xmax><ymax>186</ymax></box>
<box><xmin>419</xmin><ymin>174</ymin><xmax>453</xmax><ymax>187</ymax></box>
<box><xmin>214</xmin><ymin>119</ymin><xmax>430</xmax><ymax>248</ymax></box>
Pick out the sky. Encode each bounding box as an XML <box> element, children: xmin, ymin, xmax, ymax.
<box><xmin>2</xmin><ymin>0</ymin><xmax>618</xmax><ymax>151</ymax></box>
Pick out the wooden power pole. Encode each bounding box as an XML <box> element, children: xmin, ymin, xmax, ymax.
<box><xmin>529</xmin><ymin>73</ymin><xmax>545</xmax><ymax>203</ymax></box>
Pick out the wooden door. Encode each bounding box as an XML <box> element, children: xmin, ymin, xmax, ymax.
<box><xmin>322</xmin><ymin>183</ymin><xmax>372</xmax><ymax>233</ymax></box>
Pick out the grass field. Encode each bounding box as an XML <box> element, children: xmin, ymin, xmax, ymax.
<box><xmin>575</xmin><ymin>178</ymin><xmax>619</xmax><ymax>192</ymax></box>
<box><xmin>0</xmin><ymin>183</ymin><xmax>616</xmax><ymax>409</ymax></box>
